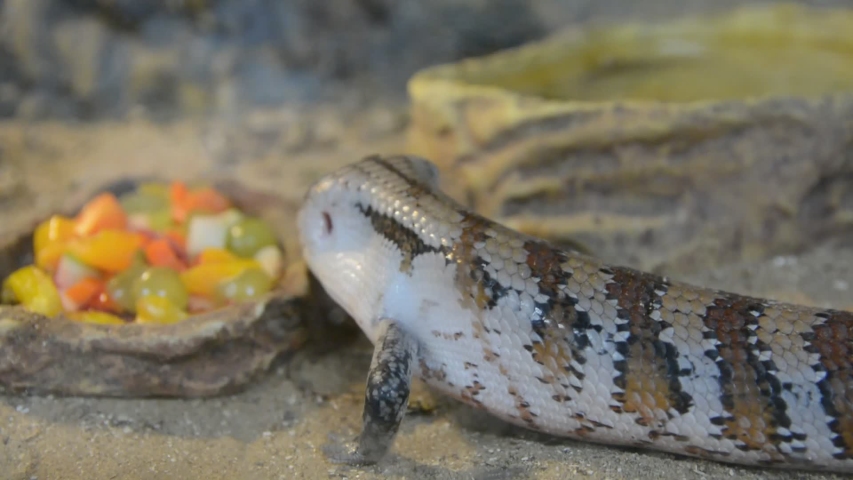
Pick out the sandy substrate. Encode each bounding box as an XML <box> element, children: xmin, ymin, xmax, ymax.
<box><xmin>1</xmin><ymin>116</ymin><xmax>851</xmax><ymax>480</ymax></box>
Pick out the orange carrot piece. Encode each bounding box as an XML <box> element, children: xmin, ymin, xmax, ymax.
<box><xmin>170</xmin><ymin>181</ymin><xmax>191</xmax><ymax>223</ymax></box>
<box><xmin>185</xmin><ymin>187</ymin><xmax>231</xmax><ymax>215</ymax></box>
<box><xmin>164</xmin><ymin>229</ymin><xmax>187</xmax><ymax>253</ymax></box>
<box><xmin>134</xmin><ymin>229</ymin><xmax>160</xmax><ymax>244</ymax></box>
<box><xmin>65</xmin><ymin>277</ymin><xmax>104</xmax><ymax>308</ymax></box>
<box><xmin>170</xmin><ymin>181</ymin><xmax>189</xmax><ymax>205</ymax></box>
<box><xmin>144</xmin><ymin>238</ymin><xmax>186</xmax><ymax>270</ymax></box>
<box><xmin>89</xmin><ymin>290</ymin><xmax>121</xmax><ymax>313</ymax></box>
<box><xmin>171</xmin><ymin>181</ymin><xmax>231</xmax><ymax>224</ymax></box>
<box><xmin>75</xmin><ymin>193</ymin><xmax>128</xmax><ymax>236</ymax></box>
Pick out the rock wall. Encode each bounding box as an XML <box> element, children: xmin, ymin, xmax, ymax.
<box><xmin>2</xmin><ymin>0</ymin><xmax>853</xmax><ymax>120</ymax></box>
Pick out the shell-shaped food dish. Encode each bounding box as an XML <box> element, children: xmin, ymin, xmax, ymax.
<box><xmin>407</xmin><ymin>4</ymin><xmax>853</xmax><ymax>273</ymax></box>
<box><xmin>0</xmin><ymin>178</ymin><xmax>309</xmax><ymax>398</ymax></box>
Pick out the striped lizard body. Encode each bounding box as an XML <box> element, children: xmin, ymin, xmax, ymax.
<box><xmin>297</xmin><ymin>154</ymin><xmax>853</xmax><ymax>472</ymax></box>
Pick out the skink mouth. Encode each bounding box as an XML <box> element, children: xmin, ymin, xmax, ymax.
<box><xmin>295</xmin><ymin>202</ymin><xmax>316</xmax><ymax>253</ymax></box>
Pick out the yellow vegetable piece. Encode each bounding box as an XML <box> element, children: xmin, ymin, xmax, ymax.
<box><xmin>135</xmin><ymin>295</ymin><xmax>188</xmax><ymax>325</ymax></box>
<box><xmin>34</xmin><ymin>215</ymin><xmax>76</xmax><ymax>253</ymax></box>
<box><xmin>36</xmin><ymin>242</ymin><xmax>67</xmax><ymax>271</ymax></box>
<box><xmin>33</xmin><ymin>215</ymin><xmax>77</xmax><ymax>271</ymax></box>
<box><xmin>197</xmin><ymin>247</ymin><xmax>238</xmax><ymax>264</ymax></box>
<box><xmin>1</xmin><ymin>266</ymin><xmax>63</xmax><ymax>317</ymax></box>
<box><xmin>66</xmin><ymin>229</ymin><xmax>146</xmax><ymax>273</ymax></box>
<box><xmin>180</xmin><ymin>260</ymin><xmax>260</xmax><ymax>297</ymax></box>
<box><xmin>67</xmin><ymin>311</ymin><xmax>126</xmax><ymax>325</ymax></box>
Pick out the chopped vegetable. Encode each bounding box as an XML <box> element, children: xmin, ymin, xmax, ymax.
<box><xmin>119</xmin><ymin>190</ymin><xmax>169</xmax><ymax>214</ymax></box>
<box><xmin>169</xmin><ymin>181</ymin><xmax>190</xmax><ymax>219</ymax></box>
<box><xmin>226</xmin><ymin>217</ymin><xmax>277</xmax><ymax>258</ymax></box>
<box><xmin>136</xmin><ymin>295</ymin><xmax>188</xmax><ymax>324</ymax></box>
<box><xmin>138</xmin><ymin>182</ymin><xmax>170</xmax><ymax>198</ymax></box>
<box><xmin>133</xmin><ymin>267</ymin><xmax>189</xmax><ymax>310</ymax></box>
<box><xmin>254</xmin><ymin>245</ymin><xmax>283</xmax><ymax>279</ymax></box>
<box><xmin>34</xmin><ymin>215</ymin><xmax>77</xmax><ymax>271</ymax></box>
<box><xmin>180</xmin><ymin>260</ymin><xmax>259</xmax><ymax>297</ymax></box>
<box><xmin>127</xmin><ymin>214</ymin><xmax>150</xmax><ymax>231</ymax></box>
<box><xmin>217</xmin><ymin>267</ymin><xmax>273</xmax><ymax>302</ymax></box>
<box><xmin>185</xmin><ymin>209</ymin><xmax>242</xmax><ymax>257</ymax></box>
<box><xmin>67</xmin><ymin>311</ymin><xmax>126</xmax><ymax>325</ymax></box>
<box><xmin>144</xmin><ymin>238</ymin><xmax>186</xmax><ymax>271</ymax></box>
<box><xmin>2</xmin><ymin>266</ymin><xmax>63</xmax><ymax>317</ymax></box>
<box><xmin>164</xmin><ymin>229</ymin><xmax>186</xmax><ymax>251</ymax></box>
<box><xmin>4</xmin><ymin>180</ymin><xmax>285</xmax><ymax>324</ymax></box>
<box><xmin>197</xmin><ymin>248</ymin><xmax>238</xmax><ymax>264</ymax></box>
<box><xmin>36</xmin><ymin>243</ymin><xmax>68</xmax><ymax>272</ymax></box>
<box><xmin>67</xmin><ymin>230</ymin><xmax>146</xmax><ymax>273</ymax></box>
<box><xmin>54</xmin><ymin>253</ymin><xmax>99</xmax><ymax>289</ymax></box>
<box><xmin>106</xmin><ymin>259</ymin><xmax>147</xmax><ymax>313</ymax></box>
<box><xmin>75</xmin><ymin>193</ymin><xmax>128</xmax><ymax>236</ymax></box>
<box><xmin>63</xmin><ymin>277</ymin><xmax>105</xmax><ymax>311</ymax></box>
<box><xmin>149</xmin><ymin>210</ymin><xmax>175</xmax><ymax>231</ymax></box>
<box><xmin>184</xmin><ymin>187</ymin><xmax>231</xmax><ymax>215</ymax></box>
<box><xmin>171</xmin><ymin>182</ymin><xmax>231</xmax><ymax>223</ymax></box>
<box><xmin>34</xmin><ymin>215</ymin><xmax>76</xmax><ymax>255</ymax></box>
<box><xmin>88</xmin><ymin>291</ymin><xmax>120</xmax><ymax>312</ymax></box>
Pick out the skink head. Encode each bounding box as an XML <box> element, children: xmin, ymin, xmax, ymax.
<box><xmin>298</xmin><ymin>166</ymin><xmax>377</xmax><ymax>328</ymax></box>
<box><xmin>298</xmin><ymin>155</ymin><xmax>443</xmax><ymax>338</ymax></box>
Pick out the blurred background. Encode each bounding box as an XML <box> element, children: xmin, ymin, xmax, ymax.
<box><xmin>2</xmin><ymin>0</ymin><xmax>850</xmax><ymax>121</ymax></box>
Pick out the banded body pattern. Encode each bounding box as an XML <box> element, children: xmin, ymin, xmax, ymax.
<box><xmin>298</xmin><ymin>155</ymin><xmax>853</xmax><ymax>472</ymax></box>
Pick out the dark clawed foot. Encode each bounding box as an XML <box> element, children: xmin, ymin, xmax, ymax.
<box><xmin>323</xmin><ymin>320</ymin><xmax>417</xmax><ymax>467</ymax></box>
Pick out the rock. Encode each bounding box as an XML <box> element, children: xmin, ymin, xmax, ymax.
<box><xmin>0</xmin><ymin>0</ymin><xmax>545</xmax><ymax>120</ymax></box>
<box><xmin>0</xmin><ymin>160</ymin><xmax>25</xmax><ymax>202</ymax></box>
<box><xmin>358</xmin><ymin>105</ymin><xmax>409</xmax><ymax>141</ymax></box>
<box><xmin>15</xmin><ymin>92</ymin><xmax>50</xmax><ymax>120</ymax></box>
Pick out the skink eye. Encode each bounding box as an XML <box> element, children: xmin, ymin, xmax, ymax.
<box><xmin>322</xmin><ymin>212</ymin><xmax>333</xmax><ymax>234</ymax></box>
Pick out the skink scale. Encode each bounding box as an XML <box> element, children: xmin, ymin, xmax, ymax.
<box><xmin>297</xmin><ymin>154</ymin><xmax>853</xmax><ymax>472</ymax></box>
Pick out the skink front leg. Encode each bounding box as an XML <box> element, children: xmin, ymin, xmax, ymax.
<box><xmin>325</xmin><ymin>319</ymin><xmax>418</xmax><ymax>465</ymax></box>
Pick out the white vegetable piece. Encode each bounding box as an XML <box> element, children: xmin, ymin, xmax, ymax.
<box><xmin>54</xmin><ymin>254</ymin><xmax>98</xmax><ymax>290</ymax></box>
<box><xmin>186</xmin><ymin>209</ymin><xmax>244</xmax><ymax>257</ymax></box>
<box><xmin>253</xmin><ymin>245</ymin><xmax>283</xmax><ymax>279</ymax></box>
<box><xmin>127</xmin><ymin>213</ymin><xmax>151</xmax><ymax>230</ymax></box>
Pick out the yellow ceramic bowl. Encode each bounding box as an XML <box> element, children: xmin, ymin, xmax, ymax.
<box><xmin>407</xmin><ymin>4</ymin><xmax>853</xmax><ymax>272</ymax></box>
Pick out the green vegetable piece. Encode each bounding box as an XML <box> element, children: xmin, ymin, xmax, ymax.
<box><xmin>217</xmin><ymin>267</ymin><xmax>273</xmax><ymax>303</ymax></box>
<box><xmin>136</xmin><ymin>295</ymin><xmax>188</xmax><ymax>324</ymax></box>
<box><xmin>132</xmin><ymin>267</ymin><xmax>189</xmax><ymax>311</ymax></box>
<box><xmin>137</xmin><ymin>183</ymin><xmax>170</xmax><ymax>199</ymax></box>
<box><xmin>226</xmin><ymin>217</ymin><xmax>277</xmax><ymax>258</ymax></box>
<box><xmin>106</xmin><ymin>259</ymin><xmax>148</xmax><ymax>312</ymax></box>
<box><xmin>146</xmin><ymin>209</ymin><xmax>174</xmax><ymax>232</ymax></box>
<box><xmin>120</xmin><ymin>191</ymin><xmax>169</xmax><ymax>214</ymax></box>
